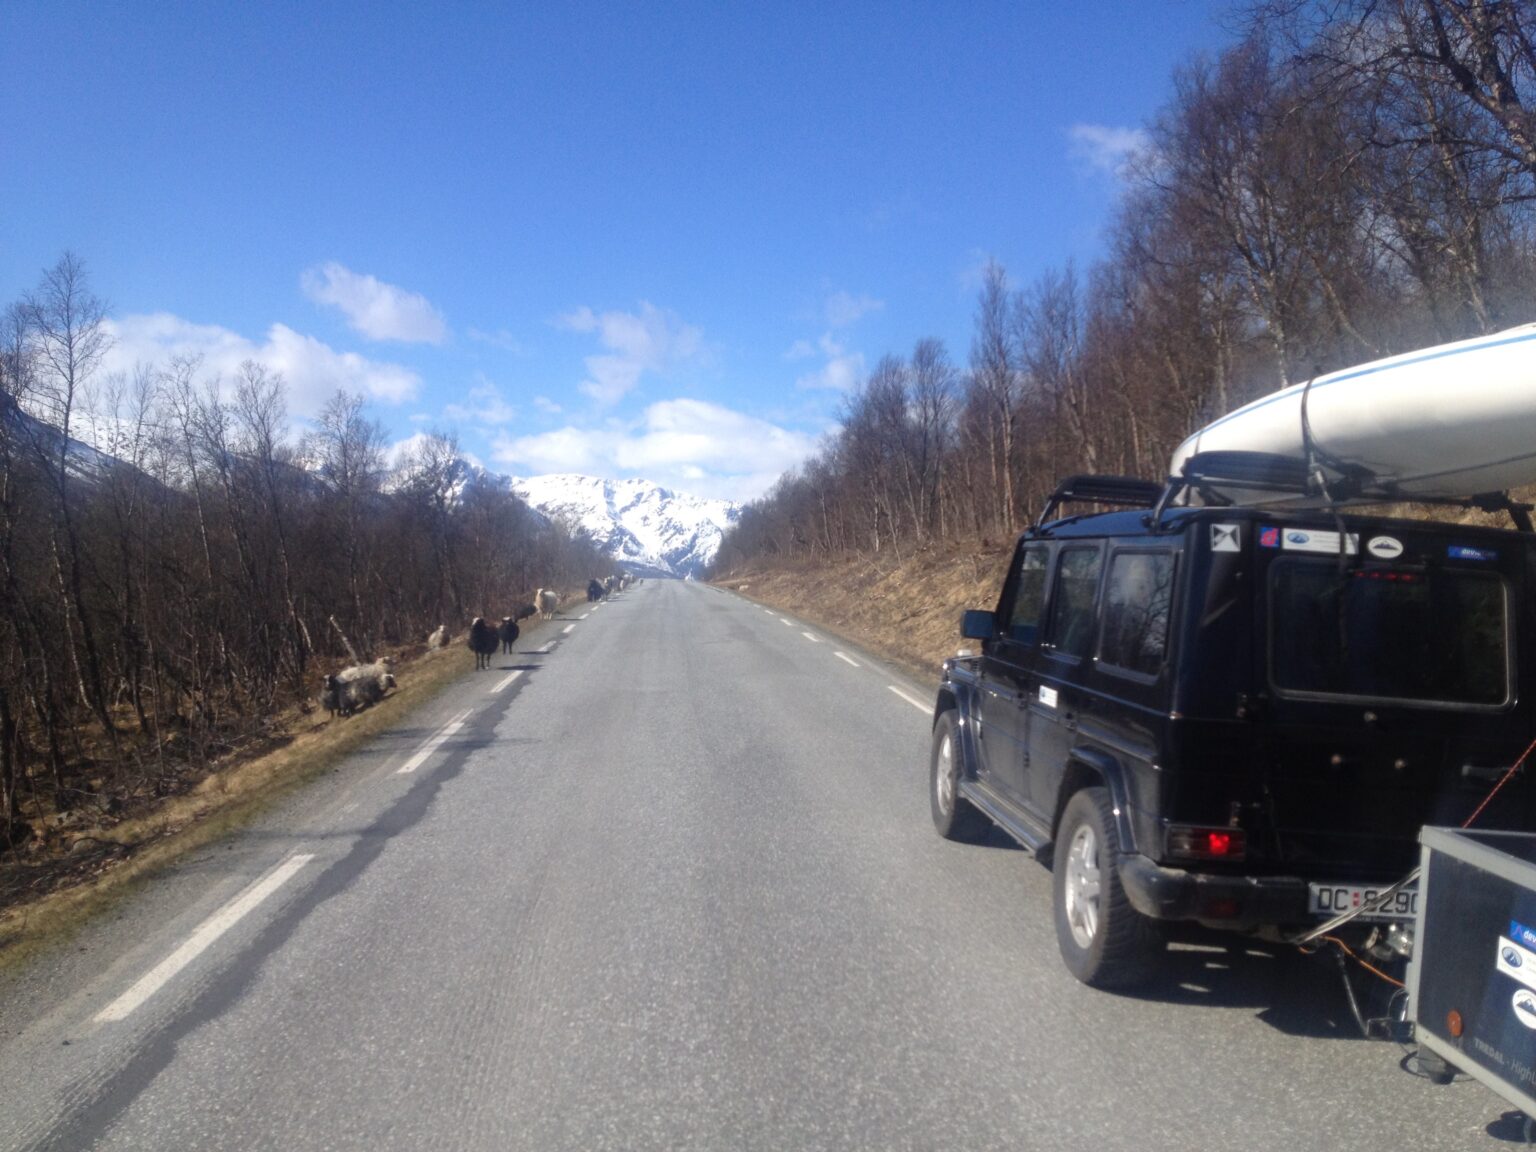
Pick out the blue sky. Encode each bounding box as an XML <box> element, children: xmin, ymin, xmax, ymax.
<box><xmin>2</xmin><ymin>1</ymin><xmax>1232</xmax><ymax>502</ymax></box>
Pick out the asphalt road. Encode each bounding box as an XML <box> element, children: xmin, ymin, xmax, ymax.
<box><xmin>0</xmin><ymin>579</ymin><xmax>1520</xmax><ymax>1150</ymax></box>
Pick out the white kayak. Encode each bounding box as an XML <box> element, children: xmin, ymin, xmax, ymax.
<box><xmin>1170</xmin><ymin>323</ymin><xmax>1536</xmax><ymax>505</ymax></box>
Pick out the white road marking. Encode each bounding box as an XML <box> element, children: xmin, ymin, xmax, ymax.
<box><xmin>490</xmin><ymin>669</ymin><xmax>523</xmax><ymax>694</ymax></box>
<box><xmin>95</xmin><ymin>853</ymin><xmax>315</xmax><ymax>1023</ymax></box>
<box><xmin>779</xmin><ymin>617</ymin><xmax>794</xmax><ymax>626</ymax></box>
<box><xmin>579</xmin><ymin>612</ymin><xmax>590</xmax><ymax>619</ymax></box>
<box><xmin>887</xmin><ymin>685</ymin><xmax>930</xmax><ymax>714</ymax></box>
<box><xmin>834</xmin><ymin>651</ymin><xmax>861</xmax><ymax>668</ymax></box>
<box><xmin>562</xmin><ymin>624</ymin><xmax>576</xmax><ymax>634</ymax></box>
<box><xmin>763</xmin><ymin>609</ymin><xmax>774</xmax><ymax>615</ymax></box>
<box><xmin>801</xmin><ymin>631</ymin><xmax>821</xmax><ymax>643</ymax></box>
<box><xmin>534</xmin><ymin>642</ymin><xmax>554</xmax><ymax>654</ymax></box>
<box><xmin>397</xmin><ymin>709</ymin><xmax>472</xmax><ymax>775</ymax></box>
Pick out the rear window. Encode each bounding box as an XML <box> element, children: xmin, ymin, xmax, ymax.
<box><xmin>1269</xmin><ymin>560</ymin><xmax>1509</xmax><ymax>707</ymax></box>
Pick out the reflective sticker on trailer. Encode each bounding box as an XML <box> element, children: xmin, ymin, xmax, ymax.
<box><xmin>1259</xmin><ymin>526</ymin><xmax>1281</xmax><ymax>548</ymax></box>
<box><xmin>1211</xmin><ymin>524</ymin><xmax>1240</xmax><ymax>553</ymax></box>
<box><xmin>1513</xmin><ymin>989</ymin><xmax>1536</xmax><ymax>1030</ymax></box>
<box><xmin>1497</xmin><ymin>936</ymin><xmax>1536</xmax><ymax>993</ymax></box>
<box><xmin>1449</xmin><ymin>544</ymin><xmax>1498</xmax><ymax>562</ymax></box>
<box><xmin>1038</xmin><ymin>686</ymin><xmax>1058</xmax><ymax>709</ymax></box>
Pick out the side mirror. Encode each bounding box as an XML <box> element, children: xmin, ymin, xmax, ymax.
<box><xmin>960</xmin><ymin>609</ymin><xmax>996</xmax><ymax>641</ymax></box>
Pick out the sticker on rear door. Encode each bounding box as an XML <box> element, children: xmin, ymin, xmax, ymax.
<box><xmin>1211</xmin><ymin>524</ymin><xmax>1240</xmax><ymax>553</ymax></box>
<box><xmin>1498</xmin><ymin>936</ymin><xmax>1536</xmax><ymax>992</ymax></box>
<box><xmin>1514</xmin><ymin>989</ymin><xmax>1536</xmax><ymax>1030</ymax></box>
<box><xmin>1038</xmin><ymin>686</ymin><xmax>1058</xmax><ymax>709</ymax></box>
<box><xmin>1367</xmin><ymin>536</ymin><xmax>1403</xmax><ymax>559</ymax></box>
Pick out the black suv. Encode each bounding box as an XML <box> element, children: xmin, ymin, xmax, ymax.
<box><xmin>931</xmin><ymin>472</ymin><xmax>1536</xmax><ymax>988</ymax></box>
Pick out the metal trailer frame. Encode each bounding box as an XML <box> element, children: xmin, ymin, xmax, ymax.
<box><xmin>1409</xmin><ymin>826</ymin><xmax>1536</xmax><ymax>1118</ymax></box>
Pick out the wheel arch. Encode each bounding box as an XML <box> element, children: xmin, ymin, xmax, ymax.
<box><xmin>1050</xmin><ymin>746</ymin><xmax>1138</xmax><ymax>852</ymax></box>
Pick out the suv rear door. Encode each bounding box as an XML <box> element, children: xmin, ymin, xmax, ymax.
<box><xmin>975</xmin><ymin>542</ymin><xmax>1050</xmax><ymax>810</ymax></box>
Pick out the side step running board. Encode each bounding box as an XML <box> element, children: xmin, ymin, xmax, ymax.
<box><xmin>959</xmin><ymin>780</ymin><xmax>1052</xmax><ymax>855</ymax></box>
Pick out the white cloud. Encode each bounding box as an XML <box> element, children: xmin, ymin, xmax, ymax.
<box><xmin>795</xmin><ymin>333</ymin><xmax>864</xmax><ymax>391</ymax></box>
<box><xmin>533</xmin><ymin>396</ymin><xmax>563</xmax><ymax>415</ymax></box>
<box><xmin>824</xmin><ymin>290</ymin><xmax>883</xmax><ymax>328</ymax></box>
<box><xmin>443</xmin><ymin>377</ymin><xmax>517</xmax><ymax>425</ymax></box>
<box><xmin>301</xmin><ymin>261</ymin><xmax>448</xmax><ymax>344</ymax></box>
<box><xmin>556</xmin><ymin>301</ymin><xmax>703</xmax><ymax>406</ymax></box>
<box><xmin>1068</xmin><ymin>123</ymin><xmax>1150</xmax><ymax>178</ymax></box>
<box><xmin>101</xmin><ymin>312</ymin><xmax>421</xmax><ymax>415</ymax></box>
<box><xmin>491</xmin><ymin>398</ymin><xmax>819</xmax><ymax>502</ymax></box>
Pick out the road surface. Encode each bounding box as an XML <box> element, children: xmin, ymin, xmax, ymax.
<box><xmin>0</xmin><ymin>579</ymin><xmax>1516</xmax><ymax>1149</ymax></box>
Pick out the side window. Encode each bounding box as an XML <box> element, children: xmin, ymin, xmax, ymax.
<box><xmin>1007</xmin><ymin>547</ymin><xmax>1049</xmax><ymax>644</ymax></box>
<box><xmin>1046</xmin><ymin>547</ymin><xmax>1102</xmax><ymax>658</ymax></box>
<box><xmin>1099</xmin><ymin>551</ymin><xmax>1176</xmax><ymax>677</ymax></box>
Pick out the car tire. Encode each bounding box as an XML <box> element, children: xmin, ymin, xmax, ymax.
<box><xmin>930</xmin><ymin>711</ymin><xmax>988</xmax><ymax>842</ymax></box>
<box><xmin>1052</xmin><ymin>786</ymin><xmax>1162</xmax><ymax>988</ymax></box>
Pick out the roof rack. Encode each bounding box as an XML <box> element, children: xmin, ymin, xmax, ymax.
<box><xmin>1035</xmin><ymin>475</ymin><xmax>1164</xmax><ymax>529</ymax></box>
<box><xmin>1152</xmin><ymin>450</ymin><xmax>1535</xmax><ymax>533</ymax></box>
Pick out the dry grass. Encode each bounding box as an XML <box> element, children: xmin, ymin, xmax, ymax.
<box><xmin>715</xmin><ymin>543</ymin><xmax>1013</xmax><ymax>683</ymax></box>
<box><xmin>0</xmin><ymin>639</ymin><xmax>480</xmax><ymax>969</ymax></box>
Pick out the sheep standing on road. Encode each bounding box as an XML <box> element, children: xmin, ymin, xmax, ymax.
<box><xmin>587</xmin><ymin>579</ymin><xmax>604</xmax><ymax>603</ymax></box>
<box><xmin>498</xmin><ymin>616</ymin><xmax>519</xmax><ymax>654</ymax></box>
<box><xmin>468</xmin><ymin>616</ymin><xmax>499</xmax><ymax>669</ymax></box>
<box><xmin>536</xmin><ymin>588</ymin><xmax>561</xmax><ymax>619</ymax></box>
<box><xmin>514</xmin><ymin>603</ymin><xmax>538</xmax><ymax>623</ymax></box>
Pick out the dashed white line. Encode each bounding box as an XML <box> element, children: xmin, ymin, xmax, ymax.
<box><xmin>490</xmin><ymin>669</ymin><xmax>523</xmax><ymax>694</ymax></box>
<box><xmin>95</xmin><ymin>853</ymin><xmax>316</xmax><ymax>1023</ymax></box>
<box><xmin>801</xmin><ymin>631</ymin><xmax>821</xmax><ymax>643</ymax></box>
<box><xmin>834</xmin><ymin>651</ymin><xmax>861</xmax><ymax>668</ymax></box>
<box><xmin>397</xmin><ymin>709</ymin><xmax>472</xmax><ymax>775</ymax></box>
<box><xmin>779</xmin><ymin>617</ymin><xmax>794</xmax><ymax>626</ymax></box>
<box><xmin>562</xmin><ymin>624</ymin><xmax>576</xmax><ymax>635</ymax></box>
<box><xmin>533</xmin><ymin>642</ymin><xmax>554</xmax><ymax>654</ymax></box>
<box><xmin>887</xmin><ymin>685</ymin><xmax>930</xmax><ymax>714</ymax></box>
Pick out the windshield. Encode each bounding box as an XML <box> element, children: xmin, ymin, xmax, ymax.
<box><xmin>1269</xmin><ymin>560</ymin><xmax>1509</xmax><ymax>707</ymax></box>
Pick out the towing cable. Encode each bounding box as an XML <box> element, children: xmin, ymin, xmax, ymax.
<box><xmin>1286</xmin><ymin>734</ymin><xmax>1536</xmax><ymax>1033</ymax></box>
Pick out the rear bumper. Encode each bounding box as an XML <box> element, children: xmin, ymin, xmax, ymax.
<box><xmin>1117</xmin><ymin>853</ymin><xmax>1312</xmax><ymax>928</ymax></box>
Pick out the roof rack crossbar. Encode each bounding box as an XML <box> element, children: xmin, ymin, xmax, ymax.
<box><xmin>1035</xmin><ymin>474</ymin><xmax>1165</xmax><ymax>529</ymax></box>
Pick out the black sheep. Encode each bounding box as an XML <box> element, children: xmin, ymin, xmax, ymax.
<box><xmin>498</xmin><ymin>616</ymin><xmax>519</xmax><ymax>654</ymax></box>
<box><xmin>587</xmin><ymin>579</ymin><xmax>604</xmax><ymax>602</ymax></box>
<box><xmin>514</xmin><ymin>603</ymin><xmax>538</xmax><ymax>622</ymax></box>
<box><xmin>467</xmin><ymin>616</ymin><xmax>499</xmax><ymax>669</ymax></box>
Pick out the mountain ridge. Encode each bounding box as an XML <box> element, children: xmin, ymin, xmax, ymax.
<box><xmin>512</xmin><ymin>473</ymin><xmax>739</xmax><ymax>578</ymax></box>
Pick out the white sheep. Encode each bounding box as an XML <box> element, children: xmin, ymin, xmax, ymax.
<box><xmin>536</xmin><ymin>588</ymin><xmax>561</xmax><ymax>619</ymax></box>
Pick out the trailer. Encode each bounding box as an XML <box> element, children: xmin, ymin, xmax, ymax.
<box><xmin>1409</xmin><ymin>826</ymin><xmax>1536</xmax><ymax>1121</ymax></box>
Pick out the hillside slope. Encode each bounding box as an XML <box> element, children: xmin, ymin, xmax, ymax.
<box><xmin>712</xmin><ymin>543</ymin><xmax>1013</xmax><ymax>684</ymax></box>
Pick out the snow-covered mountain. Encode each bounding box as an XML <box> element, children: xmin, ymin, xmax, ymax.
<box><xmin>513</xmin><ymin>474</ymin><xmax>739</xmax><ymax>578</ymax></box>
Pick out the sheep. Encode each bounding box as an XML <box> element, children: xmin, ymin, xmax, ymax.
<box><xmin>536</xmin><ymin>588</ymin><xmax>561</xmax><ymax>619</ymax></box>
<box><xmin>324</xmin><ymin>664</ymin><xmax>397</xmax><ymax>717</ymax></box>
<box><xmin>587</xmin><ymin>579</ymin><xmax>604</xmax><ymax>603</ymax></box>
<box><xmin>467</xmin><ymin>616</ymin><xmax>499</xmax><ymax>669</ymax></box>
<box><xmin>514</xmin><ymin>603</ymin><xmax>538</xmax><ymax>622</ymax></box>
<box><xmin>427</xmin><ymin>624</ymin><xmax>448</xmax><ymax>650</ymax></box>
<box><xmin>336</xmin><ymin>658</ymin><xmax>395</xmax><ymax>689</ymax></box>
<box><xmin>498</xmin><ymin>616</ymin><xmax>519</xmax><ymax>654</ymax></box>
<box><xmin>321</xmin><ymin>673</ymin><xmax>346</xmax><ymax>718</ymax></box>
<box><xmin>343</xmin><ymin>671</ymin><xmax>396</xmax><ymax>712</ymax></box>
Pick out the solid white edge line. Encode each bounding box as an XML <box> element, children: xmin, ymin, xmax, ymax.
<box><xmin>834</xmin><ymin>651</ymin><xmax>861</xmax><ymax>667</ymax></box>
<box><xmin>397</xmin><ymin>708</ymin><xmax>472</xmax><ymax>774</ymax></box>
<box><xmin>95</xmin><ymin>853</ymin><xmax>316</xmax><ymax>1023</ymax></box>
<box><xmin>801</xmin><ymin>631</ymin><xmax>821</xmax><ymax>643</ymax></box>
<box><xmin>490</xmin><ymin>669</ymin><xmax>523</xmax><ymax>694</ymax></box>
<box><xmin>562</xmin><ymin>624</ymin><xmax>576</xmax><ymax>634</ymax></box>
<box><xmin>887</xmin><ymin>685</ymin><xmax>930</xmax><ymax>714</ymax></box>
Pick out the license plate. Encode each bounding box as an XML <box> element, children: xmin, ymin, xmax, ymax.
<box><xmin>1308</xmin><ymin>882</ymin><xmax>1419</xmax><ymax>922</ymax></box>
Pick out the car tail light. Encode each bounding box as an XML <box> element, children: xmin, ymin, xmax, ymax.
<box><xmin>1167</xmin><ymin>825</ymin><xmax>1247</xmax><ymax>861</ymax></box>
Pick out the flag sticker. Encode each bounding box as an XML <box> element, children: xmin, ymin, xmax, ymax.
<box><xmin>1211</xmin><ymin>524</ymin><xmax>1240</xmax><ymax>553</ymax></box>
